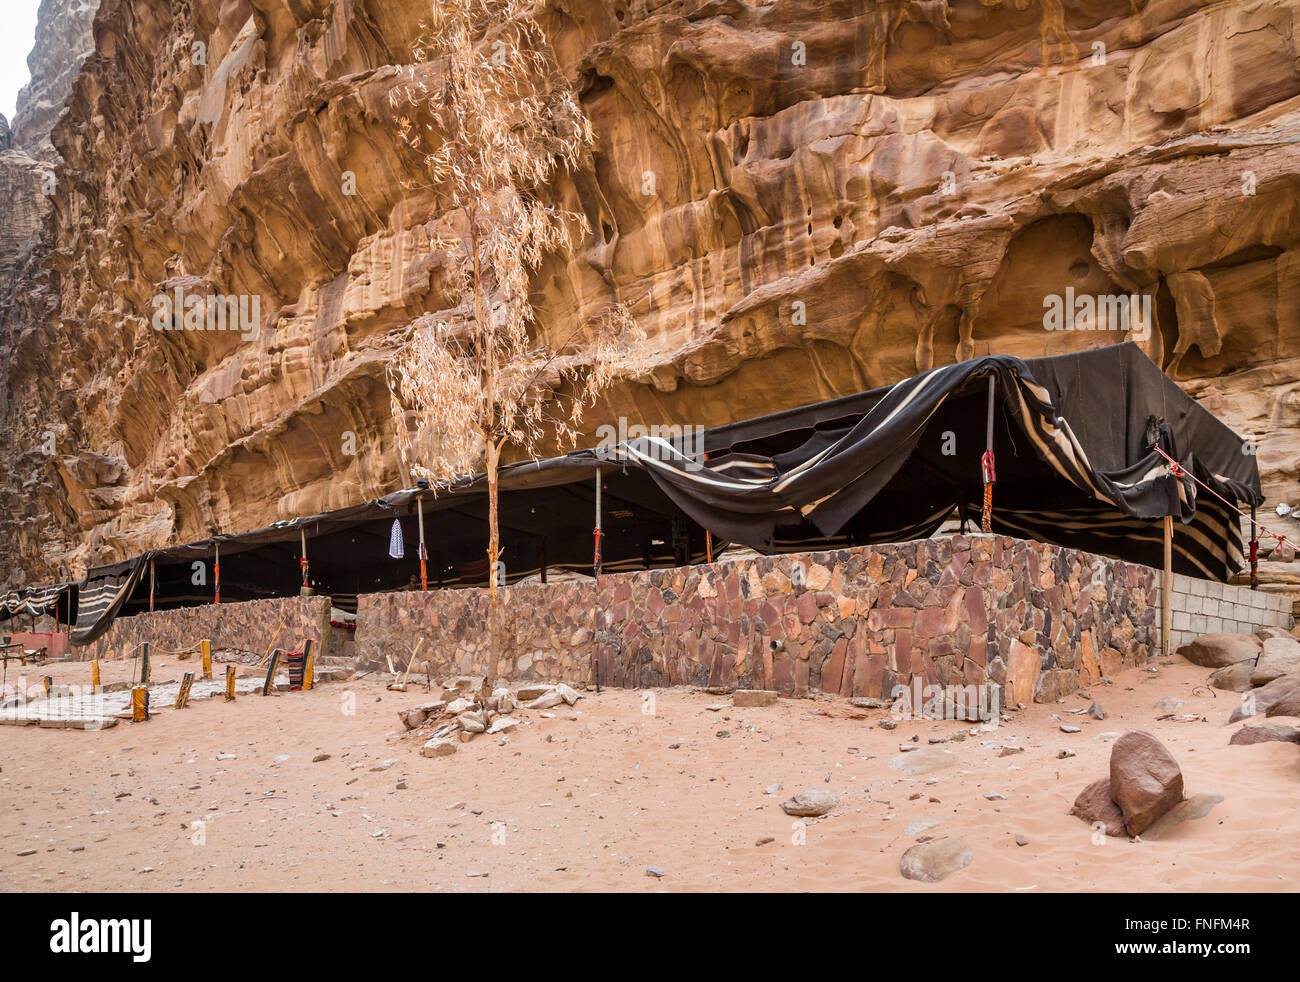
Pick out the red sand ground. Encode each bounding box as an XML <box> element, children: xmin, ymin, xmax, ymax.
<box><xmin>1</xmin><ymin>655</ymin><xmax>1297</xmax><ymax>892</ymax></box>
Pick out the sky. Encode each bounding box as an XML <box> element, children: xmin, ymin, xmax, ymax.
<box><xmin>1</xmin><ymin>0</ymin><xmax>43</xmax><ymax>125</ymax></box>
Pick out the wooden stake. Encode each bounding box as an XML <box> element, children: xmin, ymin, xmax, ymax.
<box><xmin>225</xmin><ymin>664</ymin><xmax>236</xmax><ymax>702</ymax></box>
<box><xmin>1163</xmin><ymin>515</ymin><xmax>1173</xmax><ymax>658</ymax></box>
<box><xmin>257</xmin><ymin>622</ymin><xmax>285</xmax><ymax>667</ymax></box>
<box><xmin>200</xmin><ymin>639</ymin><xmax>212</xmax><ymax>680</ymax></box>
<box><xmin>140</xmin><ymin>642</ymin><xmax>151</xmax><ymax>685</ymax></box>
<box><xmin>131</xmin><ymin>685</ymin><xmax>149</xmax><ymax>722</ymax></box>
<box><xmin>302</xmin><ymin>638</ymin><xmax>316</xmax><ymax>691</ymax></box>
<box><xmin>174</xmin><ymin>672</ymin><xmax>194</xmax><ymax>709</ymax></box>
<box><xmin>90</xmin><ymin>659</ymin><xmax>100</xmax><ymax>692</ymax></box>
<box><xmin>262</xmin><ymin>649</ymin><xmax>282</xmax><ymax>696</ymax></box>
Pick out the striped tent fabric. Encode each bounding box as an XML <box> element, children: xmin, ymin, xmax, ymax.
<box><xmin>71</xmin><ymin>559</ymin><xmax>147</xmax><ymax>646</ymax></box>
<box><xmin>594</xmin><ymin>344</ymin><xmax>1258</xmax><ymax>582</ymax></box>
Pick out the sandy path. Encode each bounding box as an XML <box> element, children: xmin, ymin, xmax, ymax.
<box><xmin>1</xmin><ymin>655</ymin><xmax>1297</xmax><ymax>892</ymax></box>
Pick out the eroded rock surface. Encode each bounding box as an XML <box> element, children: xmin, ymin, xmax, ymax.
<box><xmin>4</xmin><ymin>0</ymin><xmax>1300</xmax><ymax>585</ymax></box>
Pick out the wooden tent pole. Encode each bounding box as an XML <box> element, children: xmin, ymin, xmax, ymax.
<box><xmin>1250</xmin><ymin>503</ymin><xmax>1259</xmax><ymax>591</ymax></box>
<box><xmin>417</xmin><ymin>496</ymin><xmax>428</xmax><ymax>591</ymax></box>
<box><xmin>213</xmin><ymin>542</ymin><xmax>220</xmax><ymax>605</ymax></box>
<box><xmin>593</xmin><ymin>469</ymin><xmax>603</xmax><ymax>578</ymax></box>
<box><xmin>981</xmin><ymin>373</ymin><xmax>996</xmax><ymax>533</ymax></box>
<box><xmin>1162</xmin><ymin>515</ymin><xmax>1173</xmax><ymax>657</ymax></box>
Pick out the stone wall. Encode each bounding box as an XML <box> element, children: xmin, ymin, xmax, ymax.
<box><xmin>74</xmin><ymin>596</ymin><xmax>331</xmax><ymax>663</ymax></box>
<box><xmin>355</xmin><ymin>535</ymin><xmax>1182</xmax><ymax>704</ymax></box>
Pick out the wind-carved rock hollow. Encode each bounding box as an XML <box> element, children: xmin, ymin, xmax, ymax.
<box><xmin>2</xmin><ymin>0</ymin><xmax>1300</xmax><ymax>589</ymax></box>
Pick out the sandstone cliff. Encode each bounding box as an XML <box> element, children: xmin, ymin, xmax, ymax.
<box><xmin>2</xmin><ymin>0</ymin><xmax>1299</xmax><ymax>590</ymax></box>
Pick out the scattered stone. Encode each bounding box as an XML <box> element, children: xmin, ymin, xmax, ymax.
<box><xmin>525</xmin><ymin>691</ymin><xmax>565</xmax><ymax>711</ymax></box>
<box><xmin>998</xmin><ymin>746</ymin><xmax>1024</xmax><ymax>757</ymax></box>
<box><xmin>764</xmin><ymin>783</ymin><xmax>781</xmax><ymax>795</ymax></box>
<box><xmin>755</xmin><ymin>837</ymin><xmax>774</xmax><ymax>846</ymax></box>
<box><xmin>878</xmin><ymin>718</ymin><xmax>898</xmax><ymax>730</ymax></box>
<box><xmin>445</xmin><ymin>697</ymin><xmax>474</xmax><ymax>715</ymax></box>
<box><xmin>715</xmin><ymin>730</ymin><xmax>730</xmax><ymax>739</ymax></box>
<box><xmin>1252</xmin><ymin>637</ymin><xmax>1300</xmax><ymax>686</ymax></box>
<box><xmin>899</xmin><ymin>836</ymin><xmax>972</xmax><ymax>883</ymax></box>
<box><xmin>1265</xmin><ymin>687</ymin><xmax>1300</xmax><ymax>720</ymax></box>
<box><xmin>1109</xmin><ymin>731</ymin><xmax>1185</xmax><ymax>836</ymax></box>
<box><xmin>459</xmin><ymin>711</ymin><xmax>487</xmax><ymax>733</ymax></box>
<box><xmin>1068</xmin><ymin>777</ymin><xmax>1126</xmax><ymax>837</ymax></box>
<box><xmin>1229</xmin><ymin>673</ymin><xmax>1300</xmax><ymax>722</ymax></box>
<box><xmin>849</xmin><ymin>697</ymin><xmax>889</xmax><ymax>709</ymax></box>
<box><xmin>705</xmin><ymin>703</ymin><xmax>727</xmax><ymax>712</ymax></box>
<box><xmin>486</xmin><ymin>716</ymin><xmax>519</xmax><ymax>735</ymax></box>
<box><xmin>984</xmin><ymin>791</ymin><xmax>1006</xmax><ymax>800</ymax></box>
<box><xmin>1087</xmin><ymin>701</ymin><xmax>1106</xmax><ymax>720</ymax></box>
<box><xmin>312</xmin><ymin>753</ymin><xmax>331</xmax><ymax>763</ymax></box>
<box><xmin>421</xmin><ymin>738</ymin><xmax>458</xmax><ymax>758</ymax></box>
<box><xmin>515</xmin><ymin>684</ymin><xmax>553</xmax><ymax>702</ymax></box>
<box><xmin>555</xmin><ymin>683</ymin><xmax>581</xmax><ymax>706</ymax></box>
<box><xmin>1015</xmin><ymin>834</ymin><xmax>1029</xmax><ymax>847</ymax></box>
<box><xmin>1060</xmin><ymin>725</ymin><xmax>1081</xmax><ymax>733</ymax></box>
<box><xmin>733</xmin><ymin>689</ymin><xmax>778</xmax><ymax>708</ymax></box>
<box><xmin>1209</xmin><ymin>662</ymin><xmax>1256</xmax><ymax>693</ymax></box>
<box><xmin>68</xmin><ymin>845</ymin><xmax>85</xmax><ymax>853</ymax></box>
<box><xmin>889</xmin><ymin>746</ymin><xmax>959</xmax><ymax>776</ymax></box>
<box><xmin>1176</xmin><ymin>634</ymin><xmax>1261</xmax><ymax>669</ymax></box>
<box><xmin>1230</xmin><ymin>722</ymin><xmax>1300</xmax><ymax>746</ymax></box>
<box><xmin>370</xmin><ymin>758</ymin><xmax>398</xmax><ymax>772</ymax></box>
<box><xmin>1058</xmin><ymin>748</ymin><xmax>1076</xmax><ymax>759</ymax></box>
<box><xmin>645</xmin><ymin>866</ymin><xmax>667</xmax><ymax>878</ymax></box>
<box><xmin>780</xmin><ymin>789</ymin><xmax>838</xmax><ymax>817</ymax></box>
<box><xmin>16</xmin><ymin>848</ymin><xmax>36</xmax><ymax>857</ymax></box>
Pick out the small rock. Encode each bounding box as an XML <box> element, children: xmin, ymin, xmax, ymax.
<box><xmin>899</xmin><ymin>836</ymin><xmax>973</xmax><ymax>883</ymax></box>
<box><xmin>555</xmin><ymin>683</ymin><xmax>582</xmax><ymax>706</ymax></box>
<box><xmin>984</xmin><ymin>791</ymin><xmax>1006</xmax><ymax>800</ymax></box>
<box><xmin>1060</xmin><ymin>725</ymin><xmax>1081</xmax><ymax>734</ymax></box>
<box><xmin>1015</xmin><ymin>834</ymin><xmax>1029</xmax><ymax>847</ymax></box>
<box><xmin>370</xmin><ymin>758</ymin><xmax>398</xmax><ymax>772</ymax></box>
<box><xmin>645</xmin><ymin>866</ymin><xmax>667</xmax><ymax>878</ymax></box>
<box><xmin>1057</xmin><ymin>748</ymin><xmax>1076</xmax><ymax>759</ymax></box>
<box><xmin>878</xmin><ymin>718</ymin><xmax>898</xmax><ymax>730</ymax></box>
<box><xmin>486</xmin><ymin>716</ymin><xmax>519</xmax><ymax>735</ymax></box>
<box><xmin>312</xmin><ymin>753</ymin><xmax>331</xmax><ymax>763</ymax></box>
<box><xmin>780</xmin><ymin>789</ymin><xmax>838</xmax><ymax>817</ymax></box>
<box><xmin>17</xmin><ymin>848</ymin><xmax>37</xmax><ymax>857</ymax></box>
<box><xmin>422</xmin><ymin>738</ymin><xmax>458</xmax><ymax>758</ymax></box>
<box><xmin>525</xmin><ymin>691</ymin><xmax>565</xmax><ymax>711</ymax></box>
<box><xmin>1087</xmin><ymin>701</ymin><xmax>1106</xmax><ymax>720</ymax></box>
<box><xmin>515</xmin><ymin>684</ymin><xmax>553</xmax><ymax>702</ymax></box>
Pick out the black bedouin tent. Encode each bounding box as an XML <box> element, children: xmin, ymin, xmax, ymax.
<box><xmin>64</xmin><ymin>343</ymin><xmax>1260</xmax><ymax>645</ymax></box>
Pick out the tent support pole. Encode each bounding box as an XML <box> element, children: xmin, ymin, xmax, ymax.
<box><xmin>149</xmin><ymin>559</ymin><xmax>155</xmax><ymax>613</ymax></box>
<box><xmin>417</xmin><ymin>497</ymin><xmax>428</xmax><ymax>591</ymax></box>
<box><xmin>981</xmin><ymin>374</ymin><xmax>996</xmax><ymax>534</ymax></box>
<box><xmin>300</xmin><ymin>529</ymin><xmax>309</xmax><ymax>594</ymax></box>
<box><xmin>1162</xmin><ymin>515</ymin><xmax>1173</xmax><ymax>658</ymax></box>
<box><xmin>593</xmin><ymin>469</ymin><xmax>603</xmax><ymax>578</ymax></box>
<box><xmin>213</xmin><ymin>543</ymin><xmax>220</xmax><ymax>605</ymax></box>
<box><xmin>1250</xmin><ymin>503</ymin><xmax>1259</xmax><ymax>591</ymax></box>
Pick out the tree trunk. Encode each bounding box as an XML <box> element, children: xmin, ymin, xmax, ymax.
<box><xmin>483</xmin><ymin>440</ymin><xmax>502</xmax><ymax>700</ymax></box>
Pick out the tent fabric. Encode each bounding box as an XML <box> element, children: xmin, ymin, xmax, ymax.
<box><xmin>0</xmin><ymin>583</ymin><xmax>75</xmax><ymax>623</ymax></box>
<box><xmin>71</xmin><ymin>558</ymin><xmax>147</xmax><ymax>646</ymax></box>
<box><xmin>55</xmin><ymin>343</ymin><xmax>1258</xmax><ymax>645</ymax></box>
<box><xmin>581</xmin><ymin>344</ymin><xmax>1257</xmax><ymax>580</ymax></box>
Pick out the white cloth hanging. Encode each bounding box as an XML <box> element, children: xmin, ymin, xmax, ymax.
<box><xmin>388</xmin><ymin>518</ymin><xmax>405</xmax><ymax>559</ymax></box>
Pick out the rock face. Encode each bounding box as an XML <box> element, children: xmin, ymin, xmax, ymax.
<box><xmin>10</xmin><ymin>0</ymin><xmax>98</xmax><ymax>164</ymax></box>
<box><xmin>1109</xmin><ymin>731</ymin><xmax>1185</xmax><ymax>836</ymax></box>
<box><xmin>1177</xmin><ymin>634</ymin><xmax>1261</xmax><ymax>670</ymax></box>
<box><xmin>6</xmin><ymin>1</ymin><xmax>1300</xmax><ymax>585</ymax></box>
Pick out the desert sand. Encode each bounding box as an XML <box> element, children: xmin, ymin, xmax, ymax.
<box><xmin>1</xmin><ymin>654</ymin><xmax>1297</xmax><ymax>892</ymax></box>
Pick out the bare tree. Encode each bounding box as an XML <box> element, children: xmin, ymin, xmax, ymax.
<box><xmin>388</xmin><ymin>0</ymin><xmax>649</xmax><ymax>698</ymax></box>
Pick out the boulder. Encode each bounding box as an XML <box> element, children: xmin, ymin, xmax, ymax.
<box><xmin>1228</xmin><ymin>673</ymin><xmax>1300</xmax><ymax>722</ymax></box>
<box><xmin>1229</xmin><ymin>722</ymin><xmax>1300</xmax><ymax>746</ymax></box>
<box><xmin>899</xmin><ymin>837</ymin><xmax>973</xmax><ymax>883</ymax></box>
<box><xmin>446</xmin><ymin>697</ymin><xmax>474</xmax><ymax>715</ymax></box>
<box><xmin>1208</xmin><ymin>662</ymin><xmax>1256</xmax><ymax>693</ymax></box>
<box><xmin>1251</xmin><ymin>636</ymin><xmax>1300</xmax><ymax>686</ymax></box>
<box><xmin>487</xmin><ymin>716</ymin><xmax>520</xmax><ymax>735</ymax></box>
<box><xmin>779</xmin><ymin>790</ymin><xmax>838</xmax><ymax>817</ymax></box>
<box><xmin>554</xmin><ymin>683</ymin><xmax>581</xmax><ymax>706</ymax></box>
<box><xmin>1176</xmin><ymin>634</ymin><xmax>1260</xmax><ymax>669</ymax></box>
<box><xmin>516</xmin><ymin>683</ymin><xmax>553</xmax><ymax>702</ymax></box>
<box><xmin>1068</xmin><ymin>778</ymin><xmax>1127</xmax><ymax>837</ymax></box>
<box><xmin>1109</xmin><ymin>731</ymin><xmax>1184</xmax><ymax>836</ymax></box>
<box><xmin>1264</xmin><ymin>687</ymin><xmax>1300</xmax><ymax>720</ymax></box>
<box><xmin>525</xmin><ymin>690</ymin><xmax>565</xmax><ymax>710</ymax></box>
<box><xmin>399</xmin><ymin>708</ymin><xmax>428</xmax><ymax>730</ymax></box>
<box><xmin>458</xmin><ymin>711</ymin><xmax>487</xmax><ymax>733</ymax></box>
<box><xmin>421</xmin><ymin>738</ymin><xmax>457</xmax><ymax>758</ymax></box>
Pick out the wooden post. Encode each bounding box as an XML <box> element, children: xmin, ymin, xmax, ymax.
<box><xmin>593</xmin><ymin>469</ymin><xmax>603</xmax><ymax>577</ymax></box>
<box><xmin>225</xmin><ymin>664</ymin><xmax>236</xmax><ymax>702</ymax></box>
<box><xmin>200</xmin><ymin>639</ymin><xmax>212</xmax><ymax>680</ymax></box>
<box><xmin>262</xmin><ymin>649</ymin><xmax>281</xmax><ymax>695</ymax></box>
<box><xmin>140</xmin><ymin>642</ymin><xmax>151</xmax><ymax>685</ymax></box>
<box><xmin>131</xmin><ymin>685</ymin><xmax>149</xmax><ymax>722</ymax></box>
<box><xmin>981</xmin><ymin>373</ymin><xmax>996</xmax><ymax>534</ymax></box>
<box><xmin>174</xmin><ymin>672</ymin><xmax>194</xmax><ymax>709</ymax></box>
<box><xmin>213</xmin><ymin>543</ymin><xmax>220</xmax><ymax>605</ymax></box>
<box><xmin>302</xmin><ymin>638</ymin><xmax>315</xmax><ymax>691</ymax></box>
<box><xmin>1250</xmin><ymin>503</ymin><xmax>1259</xmax><ymax>591</ymax></box>
<box><xmin>417</xmin><ymin>497</ymin><xmax>428</xmax><ymax>591</ymax></box>
<box><xmin>90</xmin><ymin>659</ymin><xmax>100</xmax><ymax>692</ymax></box>
<box><xmin>1163</xmin><ymin>515</ymin><xmax>1173</xmax><ymax>657</ymax></box>
<box><xmin>149</xmin><ymin>558</ymin><xmax>155</xmax><ymax>612</ymax></box>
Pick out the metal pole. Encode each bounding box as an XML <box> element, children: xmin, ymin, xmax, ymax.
<box><xmin>149</xmin><ymin>559</ymin><xmax>155</xmax><ymax>612</ymax></box>
<box><xmin>213</xmin><ymin>542</ymin><xmax>220</xmax><ymax>605</ymax></box>
<box><xmin>594</xmin><ymin>469</ymin><xmax>603</xmax><ymax>577</ymax></box>
<box><xmin>300</xmin><ymin>528</ymin><xmax>309</xmax><ymax>591</ymax></box>
<box><xmin>1162</xmin><ymin>515</ymin><xmax>1173</xmax><ymax>658</ymax></box>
